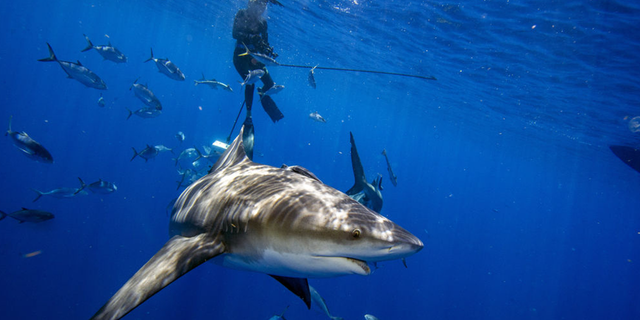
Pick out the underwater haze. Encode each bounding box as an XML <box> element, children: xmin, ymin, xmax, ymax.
<box><xmin>1</xmin><ymin>0</ymin><xmax>640</xmax><ymax>319</ymax></box>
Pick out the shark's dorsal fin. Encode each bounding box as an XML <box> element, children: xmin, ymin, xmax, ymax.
<box><xmin>269</xmin><ymin>275</ymin><xmax>311</xmax><ymax>309</ymax></box>
<box><xmin>90</xmin><ymin>234</ymin><xmax>225</xmax><ymax>320</ymax></box>
<box><xmin>209</xmin><ymin>125</ymin><xmax>248</xmax><ymax>173</ymax></box>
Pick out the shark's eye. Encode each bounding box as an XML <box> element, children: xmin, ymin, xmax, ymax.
<box><xmin>351</xmin><ymin>229</ymin><xmax>361</xmax><ymax>239</ymax></box>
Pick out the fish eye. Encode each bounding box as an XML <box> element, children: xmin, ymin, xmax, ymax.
<box><xmin>351</xmin><ymin>229</ymin><xmax>361</xmax><ymax>239</ymax></box>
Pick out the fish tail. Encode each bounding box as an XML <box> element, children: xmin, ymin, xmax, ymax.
<box><xmin>37</xmin><ymin>43</ymin><xmax>57</xmax><ymax>62</ymax></box>
<box><xmin>238</xmin><ymin>43</ymin><xmax>250</xmax><ymax>57</ymax></box>
<box><xmin>75</xmin><ymin>177</ymin><xmax>87</xmax><ymax>195</ymax></box>
<box><xmin>0</xmin><ymin>210</ymin><xmax>6</xmax><ymax>222</ymax></box>
<box><xmin>381</xmin><ymin>149</ymin><xmax>387</xmax><ymax>156</ymax></box>
<box><xmin>143</xmin><ymin>47</ymin><xmax>154</xmax><ymax>63</ymax></box>
<box><xmin>31</xmin><ymin>188</ymin><xmax>43</xmax><ymax>202</ymax></box>
<box><xmin>130</xmin><ymin>148</ymin><xmax>138</xmax><ymax>161</ymax></box>
<box><xmin>81</xmin><ymin>34</ymin><xmax>94</xmax><ymax>52</ymax></box>
<box><xmin>126</xmin><ymin>108</ymin><xmax>133</xmax><ymax>120</ymax></box>
<box><xmin>193</xmin><ymin>146</ymin><xmax>203</xmax><ymax>162</ymax></box>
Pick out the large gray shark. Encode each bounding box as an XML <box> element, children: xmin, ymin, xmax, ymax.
<box><xmin>90</xmin><ymin>125</ymin><xmax>422</xmax><ymax>320</ymax></box>
<box><xmin>346</xmin><ymin>132</ymin><xmax>384</xmax><ymax>213</ymax></box>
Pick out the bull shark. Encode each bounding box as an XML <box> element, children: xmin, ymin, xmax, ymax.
<box><xmin>346</xmin><ymin>132</ymin><xmax>383</xmax><ymax>213</ymax></box>
<box><xmin>90</xmin><ymin>125</ymin><xmax>422</xmax><ymax>320</ymax></box>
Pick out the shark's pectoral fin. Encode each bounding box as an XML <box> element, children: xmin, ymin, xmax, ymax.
<box><xmin>90</xmin><ymin>234</ymin><xmax>225</xmax><ymax>320</ymax></box>
<box><xmin>269</xmin><ymin>275</ymin><xmax>311</xmax><ymax>309</ymax></box>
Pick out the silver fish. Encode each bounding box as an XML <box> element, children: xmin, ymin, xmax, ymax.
<box><xmin>144</xmin><ymin>48</ymin><xmax>185</xmax><ymax>81</ymax></box>
<box><xmin>364</xmin><ymin>314</ymin><xmax>380</xmax><ymax>320</ymax></box>
<box><xmin>81</xmin><ymin>34</ymin><xmax>127</xmax><ymax>63</ymax></box>
<box><xmin>194</xmin><ymin>73</ymin><xmax>233</xmax><ymax>92</ymax></box>
<box><xmin>240</xmin><ymin>69</ymin><xmax>265</xmax><ymax>86</ymax></box>
<box><xmin>32</xmin><ymin>179</ymin><xmax>88</xmax><ymax>202</ymax></box>
<box><xmin>5</xmin><ymin>116</ymin><xmax>53</xmax><ymax>163</ymax></box>
<box><xmin>126</xmin><ymin>107</ymin><xmax>161</xmax><ymax>120</ymax></box>
<box><xmin>309</xmin><ymin>111</ymin><xmax>326</xmax><ymax>123</ymax></box>
<box><xmin>131</xmin><ymin>145</ymin><xmax>159</xmax><ymax>162</ymax></box>
<box><xmin>260</xmin><ymin>84</ymin><xmax>285</xmax><ymax>97</ymax></box>
<box><xmin>175</xmin><ymin>131</ymin><xmax>185</xmax><ymax>144</ymax></box>
<box><xmin>310</xmin><ymin>286</ymin><xmax>343</xmax><ymax>320</ymax></box>
<box><xmin>267</xmin><ymin>306</ymin><xmax>289</xmax><ymax>320</ymax></box>
<box><xmin>239</xmin><ymin>43</ymin><xmax>280</xmax><ymax>66</ymax></box>
<box><xmin>78</xmin><ymin>178</ymin><xmax>117</xmax><ymax>194</ymax></box>
<box><xmin>129</xmin><ymin>78</ymin><xmax>162</xmax><ymax>110</ymax></box>
<box><xmin>0</xmin><ymin>208</ymin><xmax>54</xmax><ymax>224</ymax></box>
<box><xmin>97</xmin><ymin>93</ymin><xmax>105</xmax><ymax>107</ymax></box>
<box><xmin>154</xmin><ymin>145</ymin><xmax>174</xmax><ymax>154</ymax></box>
<box><xmin>38</xmin><ymin>43</ymin><xmax>107</xmax><ymax>90</ymax></box>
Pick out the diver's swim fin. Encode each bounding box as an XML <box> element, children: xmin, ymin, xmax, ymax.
<box><xmin>260</xmin><ymin>95</ymin><xmax>284</xmax><ymax>123</ymax></box>
<box><xmin>610</xmin><ymin>145</ymin><xmax>640</xmax><ymax>174</ymax></box>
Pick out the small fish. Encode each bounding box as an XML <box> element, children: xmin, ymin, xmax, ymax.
<box><xmin>194</xmin><ymin>73</ymin><xmax>233</xmax><ymax>92</ymax></box>
<box><xmin>364</xmin><ymin>315</ymin><xmax>380</xmax><ymax>320</ymax></box>
<box><xmin>130</xmin><ymin>78</ymin><xmax>162</xmax><ymax>110</ymax></box>
<box><xmin>38</xmin><ymin>43</ymin><xmax>107</xmax><ymax>90</ymax></box>
<box><xmin>267</xmin><ymin>306</ymin><xmax>289</xmax><ymax>320</ymax></box>
<box><xmin>0</xmin><ymin>208</ymin><xmax>54</xmax><ymax>224</ymax></box>
<box><xmin>174</xmin><ymin>147</ymin><xmax>202</xmax><ymax>166</ymax></box>
<box><xmin>144</xmin><ymin>48</ymin><xmax>185</xmax><ymax>81</ymax></box>
<box><xmin>260</xmin><ymin>84</ymin><xmax>285</xmax><ymax>97</ymax></box>
<box><xmin>175</xmin><ymin>131</ymin><xmax>185</xmax><ymax>144</ymax></box>
<box><xmin>78</xmin><ymin>178</ymin><xmax>117</xmax><ymax>194</ymax></box>
<box><xmin>381</xmin><ymin>149</ymin><xmax>398</xmax><ymax>187</ymax></box>
<box><xmin>81</xmin><ymin>34</ymin><xmax>127</xmax><ymax>63</ymax></box>
<box><xmin>97</xmin><ymin>93</ymin><xmax>105</xmax><ymax>107</ymax></box>
<box><xmin>309</xmin><ymin>111</ymin><xmax>326</xmax><ymax>123</ymax></box>
<box><xmin>131</xmin><ymin>145</ymin><xmax>159</xmax><ymax>162</ymax></box>
<box><xmin>240</xmin><ymin>69</ymin><xmax>265</xmax><ymax>86</ymax></box>
<box><xmin>238</xmin><ymin>43</ymin><xmax>280</xmax><ymax>66</ymax></box>
<box><xmin>32</xmin><ymin>178</ymin><xmax>88</xmax><ymax>202</ymax></box>
<box><xmin>310</xmin><ymin>286</ymin><xmax>343</xmax><ymax>320</ymax></box>
<box><xmin>154</xmin><ymin>145</ymin><xmax>174</xmax><ymax>154</ymax></box>
<box><xmin>308</xmin><ymin>65</ymin><xmax>317</xmax><ymax>88</ymax></box>
<box><xmin>126</xmin><ymin>106</ymin><xmax>162</xmax><ymax>120</ymax></box>
<box><xmin>5</xmin><ymin>116</ymin><xmax>54</xmax><ymax>163</ymax></box>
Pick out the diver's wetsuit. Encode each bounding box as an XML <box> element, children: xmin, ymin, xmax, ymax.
<box><xmin>232</xmin><ymin>8</ymin><xmax>275</xmax><ymax>112</ymax></box>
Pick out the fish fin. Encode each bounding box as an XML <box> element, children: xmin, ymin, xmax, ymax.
<box><xmin>143</xmin><ymin>47</ymin><xmax>154</xmax><ymax>63</ymax></box>
<box><xmin>200</xmin><ymin>72</ymin><xmax>206</xmax><ymax>80</ymax></box>
<box><xmin>77</xmin><ymin>60</ymin><xmax>83</xmax><ymax>66</ymax></box>
<box><xmin>269</xmin><ymin>275</ymin><xmax>311</xmax><ymax>309</ymax></box>
<box><xmin>130</xmin><ymin>148</ymin><xmax>138</xmax><ymax>162</ymax></box>
<box><xmin>129</xmin><ymin>77</ymin><xmax>140</xmax><ymax>90</ymax></box>
<box><xmin>38</xmin><ymin>43</ymin><xmax>57</xmax><ymax>62</ymax></box>
<box><xmin>90</xmin><ymin>234</ymin><xmax>225</xmax><ymax>320</ymax></box>
<box><xmin>0</xmin><ymin>210</ymin><xmax>6</xmax><ymax>221</ymax></box>
<box><xmin>238</xmin><ymin>43</ymin><xmax>250</xmax><ymax>57</ymax></box>
<box><xmin>31</xmin><ymin>189</ymin><xmax>43</xmax><ymax>202</ymax></box>
<box><xmin>193</xmin><ymin>80</ymin><xmax>198</xmax><ymax>86</ymax></box>
<box><xmin>381</xmin><ymin>149</ymin><xmax>387</xmax><ymax>156</ymax></box>
<box><xmin>346</xmin><ymin>132</ymin><xmax>366</xmax><ymax>195</ymax></box>
<box><xmin>125</xmin><ymin>108</ymin><xmax>133</xmax><ymax>120</ymax></box>
<box><xmin>81</xmin><ymin>34</ymin><xmax>94</xmax><ymax>52</ymax></box>
<box><xmin>610</xmin><ymin>145</ymin><xmax>640</xmax><ymax>173</ymax></box>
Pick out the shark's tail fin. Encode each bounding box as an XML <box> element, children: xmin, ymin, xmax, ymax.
<box><xmin>130</xmin><ymin>148</ymin><xmax>139</xmax><ymax>161</ymax></box>
<box><xmin>143</xmin><ymin>47</ymin><xmax>154</xmax><ymax>63</ymax></box>
<box><xmin>75</xmin><ymin>177</ymin><xmax>87</xmax><ymax>195</ymax></box>
<box><xmin>31</xmin><ymin>188</ymin><xmax>44</xmax><ymax>202</ymax></box>
<box><xmin>38</xmin><ymin>43</ymin><xmax>58</xmax><ymax>62</ymax></box>
<box><xmin>81</xmin><ymin>34</ymin><xmax>94</xmax><ymax>52</ymax></box>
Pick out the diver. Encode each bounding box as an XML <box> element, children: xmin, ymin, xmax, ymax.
<box><xmin>232</xmin><ymin>0</ymin><xmax>284</xmax><ymax>159</ymax></box>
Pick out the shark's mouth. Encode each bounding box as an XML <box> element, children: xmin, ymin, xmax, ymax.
<box><xmin>346</xmin><ymin>257</ymin><xmax>371</xmax><ymax>275</ymax></box>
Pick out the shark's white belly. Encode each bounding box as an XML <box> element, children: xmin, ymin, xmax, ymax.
<box><xmin>211</xmin><ymin>248</ymin><xmax>369</xmax><ymax>278</ymax></box>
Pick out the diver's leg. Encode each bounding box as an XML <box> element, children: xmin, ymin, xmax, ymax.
<box><xmin>260</xmin><ymin>69</ymin><xmax>275</xmax><ymax>92</ymax></box>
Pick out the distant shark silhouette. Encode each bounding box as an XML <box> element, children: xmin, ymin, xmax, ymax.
<box><xmin>610</xmin><ymin>145</ymin><xmax>640</xmax><ymax>174</ymax></box>
<box><xmin>90</xmin><ymin>125</ymin><xmax>423</xmax><ymax>320</ymax></box>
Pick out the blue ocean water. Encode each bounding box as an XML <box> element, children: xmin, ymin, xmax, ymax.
<box><xmin>1</xmin><ymin>0</ymin><xmax>639</xmax><ymax>319</ymax></box>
